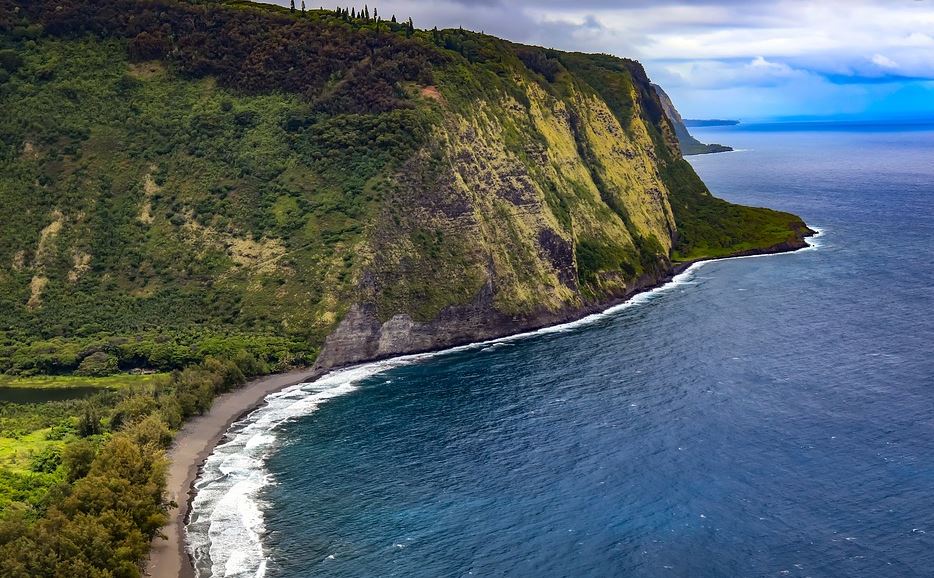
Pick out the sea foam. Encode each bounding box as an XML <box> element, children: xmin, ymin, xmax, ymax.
<box><xmin>185</xmin><ymin>229</ymin><xmax>823</xmax><ymax>577</ymax></box>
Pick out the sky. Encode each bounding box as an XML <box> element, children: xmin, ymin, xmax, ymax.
<box><xmin>263</xmin><ymin>0</ymin><xmax>934</xmax><ymax>120</ymax></box>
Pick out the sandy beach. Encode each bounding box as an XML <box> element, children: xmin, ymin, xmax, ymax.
<box><xmin>144</xmin><ymin>367</ymin><xmax>323</xmax><ymax>578</ymax></box>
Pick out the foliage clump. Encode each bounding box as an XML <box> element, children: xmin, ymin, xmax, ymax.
<box><xmin>0</xmin><ymin>350</ymin><xmax>269</xmax><ymax>576</ymax></box>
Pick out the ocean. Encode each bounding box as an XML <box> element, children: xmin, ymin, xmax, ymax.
<box><xmin>187</xmin><ymin>121</ymin><xmax>934</xmax><ymax>577</ymax></box>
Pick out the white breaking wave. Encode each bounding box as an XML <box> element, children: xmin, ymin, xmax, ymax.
<box><xmin>185</xmin><ymin>228</ymin><xmax>824</xmax><ymax>577</ymax></box>
<box><xmin>186</xmin><ymin>368</ymin><xmax>392</xmax><ymax>578</ymax></box>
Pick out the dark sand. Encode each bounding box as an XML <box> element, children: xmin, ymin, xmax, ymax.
<box><xmin>144</xmin><ymin>367</ymin><xmax>322</xmax><ymax>578</ymax></box>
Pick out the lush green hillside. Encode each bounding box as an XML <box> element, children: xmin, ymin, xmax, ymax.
<box><xmin>0</xmin><ymin>0</ymin><xmax>809</xmax><ymax>377</ymax></box>
<box><xmin>0</xmin><ymin>1</ymin><xmax>811</xmax><ymax>574</ymax></box>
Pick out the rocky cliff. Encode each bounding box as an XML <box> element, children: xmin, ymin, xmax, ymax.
<box><xmin>652</xmin><ymin>83</ymin><xmax>733</xmax><ymax>155</ymax></box>
<box><xmin>0</xmin><ymin>0</ymin><xmax>811</xmax><ymax>376</ymax></box>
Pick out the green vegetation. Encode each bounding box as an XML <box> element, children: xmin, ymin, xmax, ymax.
<box><xmin>662</xmin><ymin>159</ymin><xmax>810</xmax><ymax>261</ymax></box>
<box><xmin>0</xmin><ymin>1</ymin><xmax>810</xmax><ymax>575</ymax></box>
<box><xmin>0</xmin><ymin>351</ymin><xmax>267</xmax><ymax>576</ymax></box>
<box><xmin>0</xmin><ymin>373</ymin><xmax>163</xmax><ymax>390</ymax></box>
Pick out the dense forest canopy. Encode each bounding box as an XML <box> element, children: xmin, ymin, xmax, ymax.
<box><xmin>6</xmin><ymin>0</ymin><xmax>438</xmax><ymax>112</ymax></box>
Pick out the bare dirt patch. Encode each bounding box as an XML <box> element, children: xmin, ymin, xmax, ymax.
<box><xmin>420</xmin><ymin>86</ymin><xmax>444</xmax><ymax>102</ymax></box>
<box><xmin>68</xmin><ymin>251</ymin><xmax>92</xmax><ymax>282</ymax></box>
<box><xmin>229</xmin><ymin>237</ymin><xmax>287</xmax><ymax>274</ymax></box>
<box><xmin>182</xmin><ymin>214</ymin><xmax>289</xmax><ymax>276</ymax></box>
<box><xmin>11</xmin><ymin>250</ymin><xmax>26</xmax><ymax>271</ymax></box>
<box><xmin>21</xmin><ymin>141</ymin><xmax>39</xmax><ymax>160</ymax></box>
<box><xmin>36</xmin><ymin>210</ymin><xmax>64</xmax><ymax>263</ymax></box>
<box><xmin>139</xmin><ymin>167</ymin><xmax>160</xmax><ymax>224</ymax></box>
<box><xmin>27</xmin><ymin>275</ymin><xmax>48</xmax><ymax>309</ymax></box>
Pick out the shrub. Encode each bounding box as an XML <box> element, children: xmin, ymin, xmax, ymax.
<box><xmin>0</xmin><ymin>49</ymin><xmax>21</xmax><ymax>73</ymax></box>
<box><xmin>62</xmin><ymin>439</ymin><xmax>97</xmax><ymax>482</ymax></box>
<box><xmin>76</xmin><ymin>352</ymin><xmax>118</xmax><ymax>376</ymax></box>
<box><xmin>77</xmin><ymin>402</ymin><xmax>102</xmax><ymax>437</ymax></box>
<box><xmin>30</xmin><ymin>446</ymin><xmax>62</xmax><ymax>474</ymax></box>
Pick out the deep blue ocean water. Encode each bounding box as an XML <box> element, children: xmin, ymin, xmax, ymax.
<box><xmin>188</xmin><ymin>122</ymin><xmax>934</xmax><ymax>577</ymax></box>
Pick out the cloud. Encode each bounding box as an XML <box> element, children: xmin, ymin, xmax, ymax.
<box><xmin>659</xmin><ymin>57</ymin><xmax>816</xmax><ymax>90</ymax></box>
<box><xmin>871</xmin><ymin>54</ymin><xmax>898</xmax><ymax>69</ymax></box>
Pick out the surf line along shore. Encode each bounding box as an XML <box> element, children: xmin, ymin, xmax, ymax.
<box><xmin>144</xmin><ymin>367</ymin><xmax>324</xmax><ymax>578</ymax></box>
<box><xmin>145</xmin><ymin>230</ymin><xmax>820</xmax><ymax>578</ymax></box>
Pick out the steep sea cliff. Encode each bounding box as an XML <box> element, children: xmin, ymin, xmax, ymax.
<box><xmin>196</xmin><ymin>122</ymin><xmax>934</xmax><ymax>578</ymax></box>
<box><xmin>313</xmin><ymin>235</ymin><xmax>812</xmax><ymax>371</ymax></box>
<box><xmin>1</xmin><ymin>1</ymin><xmax>809</xmax><ymax>378</ymax></box>
<box><xmin>652</xmin><ymin>83</ymin><xmax>733</xmax><ymax>155</ymax></box>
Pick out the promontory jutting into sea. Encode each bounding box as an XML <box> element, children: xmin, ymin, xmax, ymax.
<box><xmin>0</xmin><ymin>1</ymin><xmax>931</xmax><ymax>577</ymax></box>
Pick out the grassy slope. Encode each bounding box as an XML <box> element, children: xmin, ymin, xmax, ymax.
<box><xmin>0</xmin><ymin>373</ymin><xmax>163</xmax><ymax>390</ymax></box>
<box><xmin>661</xmin><ymin>157</ymin><xmax>811</xmax><ymax>261</ymax></box>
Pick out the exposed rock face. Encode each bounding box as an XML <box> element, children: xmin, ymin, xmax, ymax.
<box><xmin>314</xmin><ymin>231</ymin><xmax>813</xmax><ymax>372</ymax></box>
<box><xmin>307</xmin><ymin>53</ymin><xmax>814</xmax><ymax>373</ymax></box>
<box><xmin>316</xmin><ymin>271</ymin><xmax>651</xmax><ymax>371</ymax></box>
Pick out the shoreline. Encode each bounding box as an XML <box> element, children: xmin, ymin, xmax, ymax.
<box><xmin>145</xmin><ymin>231</ymin><xmax>819</xmax><ymax>578</ymax></box>
<box><xmin>144</xmin><ymin>367</ymin><xmax>328</xmax><ymax>578</ymax></box>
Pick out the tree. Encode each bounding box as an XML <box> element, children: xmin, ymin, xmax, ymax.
<box><xmin>78</xmin><ymin>402</ymin><xmax>102</xmax><ymax>437</ymax></box>
<box><xmin>62</xmin><ymin>440</ymin><xmax>97</xmax><ymax>482</ymax></box>
<box><xmin>301</xmin><ymin>1</ymin><xmax>306</xmax><ymax>14</ymax></box>
<box><xmin>391</xmin><ymin>14</ymin><xmax>396</xmax><ymax>23</ymax></box>
<box><xmin>76</xmin><ymin>351</ymin><xmax>118</xmax><ymax>376</ymax></box>
<box><xmin>128</xmin><ymin>415</ymin><xmax>172</xmax><ymax>450</ymax></box>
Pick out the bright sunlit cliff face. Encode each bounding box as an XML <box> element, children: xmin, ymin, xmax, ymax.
<box><xmin>270</xmin><ymin>0</ymin><xmax>934</xmax><ymax>120</ymax></box>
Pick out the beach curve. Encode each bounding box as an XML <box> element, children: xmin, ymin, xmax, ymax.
<box><xmin>144</xmin><ymin>368</ymin><xmax>324</xmax><ymax>578</ymax></box>
<box><xmin>146</xmin><ymin>229</ymin><xmax>822</xmax><ymax>578</ymax></box>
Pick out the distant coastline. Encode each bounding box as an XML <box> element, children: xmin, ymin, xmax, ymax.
<box><xmin>684</xmin><ymin>119</ymin><xmax>741</xmax><ymax>127</ymax></box>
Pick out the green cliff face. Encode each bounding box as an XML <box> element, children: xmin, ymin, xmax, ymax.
<box><xmin>651</xmin><ymin>83</ymin><xmax>733</xmax><ymax>155</ymax></box>
<box><xmin>0</xmin><ymin>0</ymin><xmax>811</xmax><ymax>374</ymax></box>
